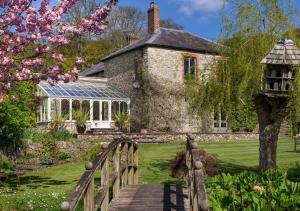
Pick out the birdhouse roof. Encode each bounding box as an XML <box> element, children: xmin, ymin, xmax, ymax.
<box><xmin>261</xmin><ymin>39</ymin><xmax>300</xmax><ymax>65</ymax></box>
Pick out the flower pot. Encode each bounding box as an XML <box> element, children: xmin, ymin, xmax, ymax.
<box><xmin>76</xmin><ymin>125</ymin><xmax>86</xmax><ymax>134</ymax></box>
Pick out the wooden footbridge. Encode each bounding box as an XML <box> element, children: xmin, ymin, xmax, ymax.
<box><xmin>60</xmin><ymin>135</ymin><xmax>209</xmax><ymax>211</ymax></box>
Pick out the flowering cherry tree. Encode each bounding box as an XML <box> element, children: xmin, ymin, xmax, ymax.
<box><xmin>0</xmin><ymin>0</ymin><xmax>117</xmax><ymax>102</ymax></box>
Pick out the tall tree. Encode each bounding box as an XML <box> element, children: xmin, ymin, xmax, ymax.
<box><xmin>0</xmin><ymin>0</ymin><xmax>117</xmax><ymax>101</ymax></box>
<box><xmin>160</xmin><ymin>18</ymin><xmax>184</xmax><ymax>30</ymax></box>
<box><xmin>185</xmin><ymin>0</ymin><xmax>299</xmax><ymax>172</ymax></box>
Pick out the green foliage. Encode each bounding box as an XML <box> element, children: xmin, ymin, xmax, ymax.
<box><xmin>52</xmin><ymin>129</ymin><xmax>72</xmax><ymax>142</ymax></box>
<box><xmin>207</xmin><ymin>170</ymin><xmax>300</xmax><ymax>210</ymax></box>
<box><xmin>0</xmin><ymin>82</ymin><xmax>36</xmax><ymax>156</ymax></box>
<box><xmin>73</xmin><ymin>109</ymin><xmax>89</xmax><ymax>127</ymax></box>
<box><xmin>184</xmin><ymin>0</ymin><xmax>299</xmax><ymax>129</ymax></box>
<box><xmin>0</xmin><ymin>152</ymin><xmax>15</xmax><ymax>173</ymax></box>
<box><xmin>229</xmin><ymin>102</ymin><xmax>258</xmax><ymax>132</ymax></box>
<box><xmin>78</xmin><ymin>144</ymin><xmax>102</xmax><ymax>161</ymax></box>
<box><xmin>48</xmin><ymin>114</ymin><xmax>67</xmax><ymax>135</ymax></box>
<box><xmin>56</xmin><ymin>151</ymin><xmax>71</xmax><ymax>161</ymax></box>
<box><xmin>58</xmin><ymin>38</ymin><xmax>114</xmax><ymax>71</ymax></box>
<box><xmin>114</xmin><ymin>112</ymin><xmax>130</xmax><ymax>132</ymax></box>
<box><xmin>287</xmin><ymin>163</ymin><xmax>300</xmax><ymax>182</ymax></box>
<box><xmin>23</xmin><ymin>128</ymin><xmax>72</xmax><ymax>143</ymax></box>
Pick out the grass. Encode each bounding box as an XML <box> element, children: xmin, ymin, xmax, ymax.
<box><xmin>198</xmin><ymin>138</ymin><xmax>300</xmax><ymax>174</ymax></box>
<box><xmin>0</xmin><ymin>138</ymin><xmax>299</xmax><ymax>210</ymax></box>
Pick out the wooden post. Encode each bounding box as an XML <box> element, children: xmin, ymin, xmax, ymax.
<box><xmin>113</xmin><ymin>145</ymin><xmax>120</xmax><ymax>199</ymax></box>
<box><xmin>123</xmin><ymin>142</ymin><xmax>129</xmax><ymax>187</ymax></box>
<box><xmin>84</xmin><ymin>178</ymin><xmax>94</xmax><ymax>211</ymax></box>
<box><xmin>133</xmin><ymin>145</ymin><xmax>138</xmax><ymax>184</ymax></box>
<box><xmin>128</xmin><ymin>143</ymin><xmax>134</xmax><ymax>185</ymax></box>
<box><xmin>84</xmin><ymin>162</ymin><xmax>94</xmax><ymax>211</ymax></box>
<box><xmin>101</xmin><ymin>157</ymin><xmax>109</xmax><ymax>211</ymax></box>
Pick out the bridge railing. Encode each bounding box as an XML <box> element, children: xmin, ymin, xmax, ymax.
<box><xmin>186</xmin><ymin>134</ymin><xmax>209</xmax><ymax>211</ymax></box>
<box><xmin>60</xmin><ymin>136</ymin><xmax>138</xmax><ymax>211</ymax></box>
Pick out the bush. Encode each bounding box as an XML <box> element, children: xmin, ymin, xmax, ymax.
<box><xmin>229</xmin><ymin>103</ymin><xmax>258</xmax><ymax>132</ymax></box>
<box><xmin>48</xmin><ymin>114</ymin><xmax>67</xmax><ymax>135</ymax></box>
<box><xmin>170</xmin><ymin>149</ymin><xmax>219</xmax><ymax>179</ymax></box>
<box><xmin>79</xmin><ymin>144</ymin><xmax>102</xmax><ymax>161</ymax></box>
<box><xmin>73</xmin><ymin>109</ymin><xmax>89</xmax><ymax>134</ymax></box>
<box><xmin>207</xmin><ymin>170</ymin><xmax>300</xmax><ymax>210</ymax></box>
<box><xmin>0</xmin><ymin>82</ymin><xmax>36</xmax><ymax>157</ymax></box>
<box><xmin>40</xmin><ymin>155</ymin><xmax>54</xmax><ymax>165</ymax></box>
<box><xmin>52</xmin><ymin>129</ymin><xmax>72</xmax><ymax>142</ymax></box>
<box><xmin>56</xmin><ymin>151</ymin><xmax>71</xmax><ymax>161</ymax></box>
<box><xmin>0</xmin><ymin>152</ymin><xmax>15</xmax><ymax>173</ymax></box>
<box><xmin>114</xmin><ymin>113</ymin><xmax>130</xmax><ymax>132</ymax></box>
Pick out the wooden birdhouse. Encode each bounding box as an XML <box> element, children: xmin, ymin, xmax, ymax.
<box><xmin>261</xmin><ymin>39</ymin><xmax>300</xmax><ymax>97</ymax></box>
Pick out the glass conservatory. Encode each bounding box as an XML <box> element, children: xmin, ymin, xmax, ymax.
<box><xmin>36</xmin><ymin>77</ymin><xmax>130</xmax><ymax>130</ymax></box>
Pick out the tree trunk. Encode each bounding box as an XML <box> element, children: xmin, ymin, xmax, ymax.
<box><xmin>255</xmin><ymin>94</ymin><xmax>289</xmax><ymax>173</ymax></box>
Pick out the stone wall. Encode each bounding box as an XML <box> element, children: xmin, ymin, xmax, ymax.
<box><xmin>103</xmin><ymin>46</ymin><xmax>219</xmax><ymax>133</ymax></box>
<box><xmin>26</xmin><ymin>139</ymin><xmax>109</xmax><ymax>159</ymax></box>
<box><xmin>77</xmin><ymin>133</ymin><xmax>259</xmax><ymax>143</ymax></box>
<box><xmin>144</xmin><ymin>47</ymin><xmax>219</xmax><ymax>133</ymax></box>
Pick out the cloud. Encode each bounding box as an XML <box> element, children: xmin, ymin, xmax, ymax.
<box><xmin>176</xmin><ymin>0</ymin><xmax>225</xmax><ymax>15</ymax></box>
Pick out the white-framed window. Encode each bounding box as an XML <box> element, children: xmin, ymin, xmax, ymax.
<box><xmin>184</xmin><ymin>57</ymin><xmax>197</xmax><ymax>79</ymax></box>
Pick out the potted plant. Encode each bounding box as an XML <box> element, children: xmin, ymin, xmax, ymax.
<box><xmin>114</xmin><ymin>113</ymin><xmax>130</xmax><ymax>132</ymax></box>
<box><xmin>73</xmin><ymin>109</ymin><xmax>89</xmax><ymax>134</ymax></box>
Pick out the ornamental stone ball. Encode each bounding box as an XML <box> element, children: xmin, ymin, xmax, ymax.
<box><xmin>194</xmin><ymin>160</ymin><xmax>203</xmax><ymax>170</ymax></box>
<box><xmin>85</xmin><ymin>161</ymin><xmax>93</xmax><ymax>170</ymax></box>
<box><xmin>192</xmin><ymin>141</ymin><xmax>198</xmax><ymax>149</ymax></box>
<box><xmin>60</xmin><ymin>201</ymin><xmax>70</xmax><ymax>211</ymax></box>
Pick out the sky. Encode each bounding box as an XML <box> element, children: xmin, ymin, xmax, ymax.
<box><xmin>118</xmin><ymin>0</ymin><xmax>224</xmax><ymax>41</ymax></box>
<box><xmin>47</xmin><ymin>0</ymin><xmax>300</xmax><ymax>41</ymax></box>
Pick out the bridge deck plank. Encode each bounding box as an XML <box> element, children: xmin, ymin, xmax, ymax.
<box><xmin>109</xmin><ymin>184</ymin><xmax>189</xmax><ymax>211</ymax></box>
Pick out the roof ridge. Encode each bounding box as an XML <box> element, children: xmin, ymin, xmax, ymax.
<box><xmin>146</xmin><ymin>29</ymin><xmax>162</xmax><ymax>44</ymax></box>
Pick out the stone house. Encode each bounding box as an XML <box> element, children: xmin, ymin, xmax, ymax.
<box><xmin>80</xmin><ymin>2</ymin><xmax>222</xmax><ymax>133</ymax></box>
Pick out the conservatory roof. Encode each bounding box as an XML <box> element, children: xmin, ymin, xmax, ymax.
<box><xmin>37</xmin><ymin>77</ymin><xmax>129</xmax><ymax>101</ymax></box>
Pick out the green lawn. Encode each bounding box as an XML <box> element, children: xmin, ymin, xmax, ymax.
<box><xmin>0</xmin><ymin>138</ymin><xmax>299</xmax><ymax>210</ymax></box>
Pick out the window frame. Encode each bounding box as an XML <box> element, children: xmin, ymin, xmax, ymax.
<box><xmin>183</xmin><ymin>56</ymin><xmax>197</xmax><ymax>80</ymax></box>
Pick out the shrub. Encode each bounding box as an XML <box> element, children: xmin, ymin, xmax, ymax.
<box><xmin>73</xmin><ymin>109</ymin><xmax>89</xmax><ymax>134</ymax></box>
<box><xmin>52</xmin><ymin>129</ymin><xmax>72</xmax><ymax>142</ymax></box>
<box><xmin>56</xmin><ymin>151</ymin><xmax>71</xmax><ymax>161</ymax></box>
<box><xmin>40</xmin><ymin>155</ymin><xmax>54</xmax><ymax>165</ymax></box>
<box><xmin>287</xmin><ymin>163</ymin><xmax>300</xmax><ymax>182</ymax></box>
<box><xmin>48</xmin><ymin>114</ymin><xmax>67</xmax><ymax>135</ymax></box>
<box><xmin>0</xmin><ymin>82</ymin><xmax>36</xmax><ymax>157</ymax></box>
<box><xmin>229</xmin><ymin>103</ymin><xmax>258</xmax><ymax>132</ymax></box>
<box><xmin>207</xmin><ymin>170</ymin><xmax>300</xmax><ymax>210</ymax></box>
<box><xmin>0</xmin><ymin>152</ymin><xmax>15</xmax><ymax>173</ymax></box>
<box><xmin>114</xmin><ymin>113</ymin><xmax>130</xmax><ymax>132</ymax></box>
<box><xmin>79</xmin><ymin>144</ymin><xmax>102</xmax><ymax>161</ymax></box>
<box><xmin>170</xmin><ymin>149</ymin><xmax>219</xmax><ymax>179</ymax></box>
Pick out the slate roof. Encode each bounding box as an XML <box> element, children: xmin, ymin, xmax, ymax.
<box><xmin>101</xmin><ymin>27</ymin><xmax>219</xmax><ymax>61</ymax></box>
<box><xmin>261</xmin><ymin>39</ymin><xmax>300</xmax><ymax>65</ymax></box>
<box><xmin>79</xmin><ymin>62</ymin><xmax>105</xmax><ymax>76</ymax></box>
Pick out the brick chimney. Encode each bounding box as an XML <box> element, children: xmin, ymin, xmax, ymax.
<box><xmin>147</xmin><ymin>2</ymin><xmax>160</xmax><ymax>34</ymax></box>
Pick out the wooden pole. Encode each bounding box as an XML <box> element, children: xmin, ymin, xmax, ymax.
<box><xmin>133</xmin><ymin>144</ymin><xmax>139</xmax><ymax>184</ymax></box>
<box><xmin>101</xmin><ymin>157</ymin><xmax>109</xmax><ymax>211</ymax></box>
<box><xmin>113</xmin><ymin>145</ymin><xmax>120</xmax><ymax>199</ymax></box>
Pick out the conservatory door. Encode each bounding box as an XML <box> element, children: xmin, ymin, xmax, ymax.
<box><xmin>91</xmin><ymin>101</ymin><xmax>111</xmax><ymax>129</ymax></box>
<box><xmin>100</xmin><ymin>101</ymin><xmax>111</xmax><ymax>129</ymax></box>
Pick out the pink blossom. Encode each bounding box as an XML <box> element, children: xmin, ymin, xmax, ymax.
<box><xmin>52</xmin><ymin>53</ymin><xmax>65</xmax><ymax>62</ymax></box>
<box><xmin>0</xmin><ymin>0</ymin><xmax>117</xmax><ymax>100</ymax></box>
<box><xmin>76</xmin><ymin>57</ymin><xmax>84</xmax><ymax>65</ymax></box>
<box><xmin>72</xmin><ymin>67</ymin><xmax>79</xmax><ymax>74</ymax></box>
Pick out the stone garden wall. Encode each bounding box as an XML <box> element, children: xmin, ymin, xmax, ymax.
<box><xmin>77</xmin><ymin>132</ymin><xmax>259</xmax><ymax>143</ymax></box>
<box><xmin>26</xmin><ymin>133</ymin><xmax>259</xmax><ymax>157</ymax></box>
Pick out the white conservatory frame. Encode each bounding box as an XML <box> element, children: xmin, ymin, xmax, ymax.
<box><xmin>36</xmin><ymin>77</ymin><xmax>130</xmax><ymax>130</ymax></box>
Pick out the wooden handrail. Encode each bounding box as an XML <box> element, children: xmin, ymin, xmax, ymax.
<box><xmin>186</xmin><ymin>134</ymin><xmax>209</xmax><ymax>211</ymax></box>
<box><xmin>60</xmin><ymin>136</ymin><xmax>138</xmax><ymax>211</ymax></box>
